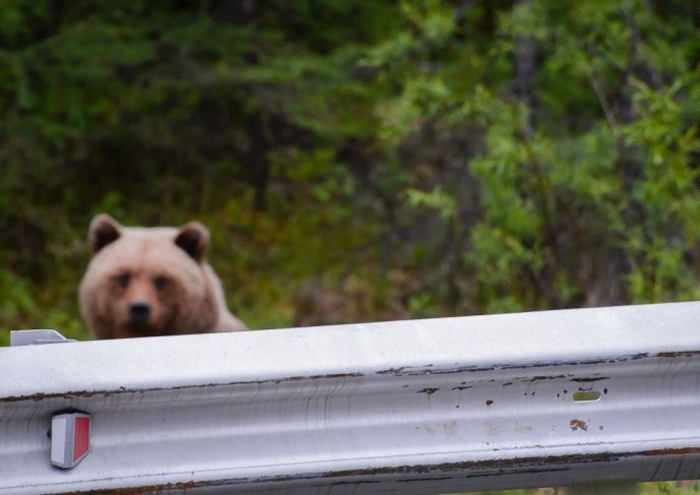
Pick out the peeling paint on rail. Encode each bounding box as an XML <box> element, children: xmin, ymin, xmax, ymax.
<box><xmin>0</xmin><ymin>373</ymin><xmax>366</xmax><ymax>404</ymax></box>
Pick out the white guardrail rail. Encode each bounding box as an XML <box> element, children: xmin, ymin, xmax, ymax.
<box><xmin>2</xmin><ymin>302</ymin><xmax>700</xmax><ymax>494</ymax></box>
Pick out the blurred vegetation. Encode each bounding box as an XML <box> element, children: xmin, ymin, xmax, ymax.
<box><xmin>0</xmin><ymin>0</ymin><xmax>698</xmax><ymax>347</ymax></box>
<box><xmin>469</xmin><ymin>480</ymin><xmax>700</xmax><ymax>494</ymax></box>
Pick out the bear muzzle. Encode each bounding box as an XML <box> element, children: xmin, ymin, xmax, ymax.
<box><xmin>128</xmin><ymin>301</ymin><xmax>152</xmax><ymax>328</ymax></box>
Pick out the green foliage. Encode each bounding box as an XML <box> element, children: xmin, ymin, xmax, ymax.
<box><xmin>0</xmin><ymin>0</ymin><xmax>697</xmax><ymax>345</ymax></box>
<box><xmin>466</xmin><ymin>481</ymin><xmax>700</xmax><ymax>494</ymax></box>
<box><xmin>371</xmin><ymin>0</ymin><xmax>699</xmax><ymax>313</ymax></box>
<box><xmin>0</xmin><ymin>270</ymin><xmax>35</xmax><ymax>345</ymax></box>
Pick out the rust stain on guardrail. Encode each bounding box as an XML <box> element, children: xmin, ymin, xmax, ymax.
<box><xmin>0</xmin><ymin>373</ymin><xmax>366</xmax><ymax>404</ymax></box>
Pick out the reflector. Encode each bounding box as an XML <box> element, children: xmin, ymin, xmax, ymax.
<box><xmin>50</xmin><ymin>412</ymin><xmax>90</xmax><ymax>469</ymax></box>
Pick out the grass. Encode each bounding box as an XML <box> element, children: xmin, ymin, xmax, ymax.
<box><xmin>463</xmin><ymin>482</ymin><xmax>700</xmax><ymax>495</ymax></box>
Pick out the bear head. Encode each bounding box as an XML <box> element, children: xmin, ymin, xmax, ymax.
<box><xmin>79</xmin><ymin>214</ymin><xmax>220</xmax><ymax>339</ymax></box>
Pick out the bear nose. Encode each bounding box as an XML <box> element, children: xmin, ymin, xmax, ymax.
<box><xmin>129</xmin><ymin>302</ymin><xmax>151</xmax><ymax>325</ymax></box>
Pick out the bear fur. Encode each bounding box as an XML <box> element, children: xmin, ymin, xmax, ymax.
<box><xmin>79</xmin><ymin>214</ymin><xmax>247</xmax><ymax>339</ymax></box>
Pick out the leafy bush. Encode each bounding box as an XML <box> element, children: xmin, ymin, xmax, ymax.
<box><xmin>0</xmin><ymin>0</ymin><xmax>697</xmax><ymax>337</ymax></box>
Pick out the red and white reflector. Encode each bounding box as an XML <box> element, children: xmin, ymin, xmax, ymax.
<box><xmin>51</xmin><ymin>412</ymin><xmax>90</xmax><ymax>469</ymax></box>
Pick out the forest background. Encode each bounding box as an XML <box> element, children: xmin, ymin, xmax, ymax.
<box><xmin>0</xmin><ymin>0</ymin><xmax>698</xmax><ymax>343</ymax></box>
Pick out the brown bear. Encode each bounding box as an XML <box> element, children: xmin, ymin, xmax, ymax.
<box><xmin>79</xmin><ymin>214</ymin><xmax>247</xmax><ymax>339</ymax></box>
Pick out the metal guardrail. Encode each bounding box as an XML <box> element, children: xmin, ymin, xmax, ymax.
<box><xmin>2</xmin><ymin>302</ymin><xmax>700</xmax><ymax>494</ymax></box>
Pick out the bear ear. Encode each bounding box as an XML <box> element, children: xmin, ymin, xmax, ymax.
<box><xmin>88</xmin><ymin>214</ymin><xmax>122</xmax><ymax>253</ymax></box>
<box><xmin>175</xmin><ymin>221</ymin><xmax>210</xmax><ymax>263</ymax></box>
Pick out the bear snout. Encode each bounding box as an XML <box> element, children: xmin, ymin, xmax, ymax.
<box><xmin>129</xmin><ymin>301</ymin><xmax>152</xmax><ymax>327</ymax></box>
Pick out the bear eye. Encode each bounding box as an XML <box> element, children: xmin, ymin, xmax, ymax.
<box><xmin>117</xmin><ymin>273</ymin><xmax>131</xmax><ymax>288</ymax></box>
<box><xmin>153</xmin><ymin>275</ymin><xmax>168</xmax><ymax>290</ymax></box>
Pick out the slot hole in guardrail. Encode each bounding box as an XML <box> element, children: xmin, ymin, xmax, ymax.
<box><xmin>573</xmin><ymin>390</ymin><xmax>601</xmax><ymax>403</ymax></box>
